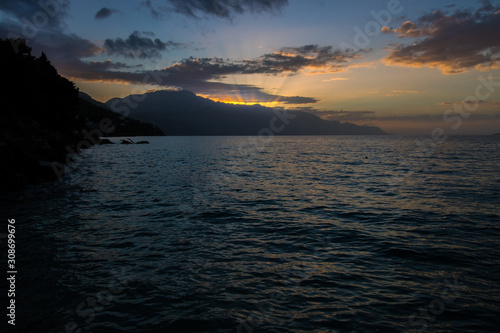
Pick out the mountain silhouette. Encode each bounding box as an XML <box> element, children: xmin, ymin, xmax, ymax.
<box><xmin>106</xmin><ymin>90</ymin><xmax>387</xmax><ymax>136</ymax></box>
<box><xmin>78</xmin><ymin>92</ymin><xmax>164</xmax><ymax>137</ymax></box>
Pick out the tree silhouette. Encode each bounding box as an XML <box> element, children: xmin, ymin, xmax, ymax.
<box><xmin>0</xmin><ymin>38</ymin><xmax>83</xmax><ymax>189</ymax></box>
<box><xmin>0</xmin><ymin>38</ymin><xmax>79</xmax><ymax>129</ymax></box>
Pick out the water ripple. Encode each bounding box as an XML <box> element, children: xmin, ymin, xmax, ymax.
<box><xmin>4</xmin><ymin>136</ymin><xmax>499</xmax><ymax>332</ymax></box>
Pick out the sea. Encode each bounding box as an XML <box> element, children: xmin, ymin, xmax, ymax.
<box><xmin>1</xmin><ymin>135</ymin><xmax>499</xmax><ymax>333</ymax></box>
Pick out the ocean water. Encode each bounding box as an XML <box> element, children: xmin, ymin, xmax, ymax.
<box><xmin>2</xmin><ymin>135</ymin><xmax>500</xmax><ymax>333</ymax></box>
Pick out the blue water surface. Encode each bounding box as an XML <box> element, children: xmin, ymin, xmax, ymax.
<box><xmin>2</xmin><ymin>135</ymin><xmax>499</xmax><ymax>333</ymax></box>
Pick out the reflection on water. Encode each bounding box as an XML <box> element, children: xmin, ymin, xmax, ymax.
<box><xmin>2</xmin><ymin>136</ymin><xmax>499</xmax><ymax>332</ymax></box>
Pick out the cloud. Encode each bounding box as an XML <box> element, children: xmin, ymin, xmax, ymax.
<box><xmin>103</xmin><ymin>31</ymin><xmax>184</xmax><ymax>59</ymax></box>
<box><xmin>310</xmin><ymin>110</ymin><xmax>376</xmax><ymax>121</ymax></box>
<box><xmin>0</xmin><ymin>20</ymin><xmax>116</xmax><ymax>79</ymax></box>
<box><xmin>437</xmin><ymin>99</ymin><xmax>500</xmax><ymax>106</ymax></box>
<box><xmin>383</xmin><ymin>2</ymin><xmax>500</xmax><ymax>74</ymax></box>
<box><xmin>271</xmin><ymin>45</ymin><xmax>360</xmax><ymax>73</ymax></box>
<box><xmin>381</xmin><ymin>20</ymin><xmax>434</xmax><ymax>38</ymax></box>
<box><xmin>322</xmin><ymin>78</ymin><xmax>349</xmax><ymax>82</ymax></box>
<box><xmin>63</xmin><ymin>56</ymin><xmax>323</xmax><ymax>105</ymax></box>
<box><xmin>202</xmin><ymin>84</ymin><xmax>318</xmax><ymax>105</ymax></box>
<box><xmin>369</xmin><ymin>113</ymin><xmax>500</xmax><ymax>122</ymax></box>
<box><xmin>86</xmin><ymin>60</ymin><xmax>142</xmax><ymax>70</ymax></box>
<box><xmin>169</xmin><ymin>45</ymin><xmax>360</xmax><ymax>78</ymax></box>
<box><xmin>95</xmin><ymin>7</ymin><xmax>117</xmax><ymax>20</ymax></box>
<box><xmin>310</xmin><ymin>110</ymin><xmax>500</xmax><ymax>127</ymax></box>
<box><xmin>386</xmin><ymin>90</ymin><xmax>427</xmax><ymax>96</ymax></box>
<box><xmin>70</xmin><ymin>44</ymin><xmax>358</xmax><ymax>104</ymax></box>
<box><xmin>155</xmin><ymin>78</ymin><xmax>317</xmax><ymax>105</ymax></box>
<box><xmin>141</xmin><ymin>0</ymin><xmax>163</xmax><ymax>19</ymax></box>
<box><xmin>0</xmin><ymin>0</ymin><xmax>70</xmax><ymax>29</ymax></box>
<box><xmin>278</xmin><ymin>96</ymin><xmax>318</xmax><ymax>104</ymax></box>
<box><xmin>0</xmin><ymin>23</ymin><xmax>100</xmax><ymax>62</ymax></box>
<box><xmin>141</xmin><ymin>30</ymin><xmax>156</xmax><ymax>37</ymax></box>
<box><xmin>163</xmin><ymin>0</ymin><xmax>288</xmax><ymax>19</ymax></box>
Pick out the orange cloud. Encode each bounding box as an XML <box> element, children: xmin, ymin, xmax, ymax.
<box><xmin>383</xmin><ymin>7</ymin><xmax>500</xmax><ymax>74</ymax></box>
<box><xmin>322</xmin><ymin>78</ymin><xmax>349</xmax><ymax>82</ymax></box>
<box><xmin>382</xmin><ymin>21</ymin><xmax>435</xmax><ymax>38</ymax></box>
<box><xmin>386</xmin><ymin>90</ymin><xmax>427</xmax><ymax>96</ymax></box>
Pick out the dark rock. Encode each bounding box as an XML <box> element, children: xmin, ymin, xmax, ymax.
<box><xmin>13</xmin><ymin>174</ymin><xmax>28</xmax><ymax>190</ymax></box>
<box><xmin>100</xmin><ymin>139</ymin><xmax>114</xmax><ymax>144</ymax></box>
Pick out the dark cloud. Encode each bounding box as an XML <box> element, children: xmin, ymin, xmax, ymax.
<box><xmin>279</xmin><ymin>96</ymin><xmax>318</xmax><ymax>104</ymax></box>
<box><xmin>365</xmin><ymin>113</ymin><xmax>500</xmax><ymax>123</ymax></box>
<box><xmin>163</xmin><ymin>0</ymin><xmax>288</xmax><ymax>19</ymax></box>
<box><xmin>0</xmin><ymin>20</ymin><xmax>99</xmax><ymax>61</ymax></box>
<box><xmin>61</xmin><ymin>66</ymin><xmax>316</xmax><ymax>105</ymax></box>
<box><xmin>381</xmin><ymin>20</ymin><xmax>432</xmax><ymax>38</ymax></box>
<box><xmin>383</xmin><ymin>2</ymin><xmax>500</xmax><ymax>74</ymax></box>
<box><xmin>0</xmin><ymin>20</ymin><xmax>122</xmax><ymax>82</ymax></box>
<box><xmin>0</xmin><ymin>0</ymin><xmax>70</xmax><ymax>29</ymax></box>
<box><xmin>37</xmin><ymin>33</ymin><xmax>99</xmax><ymax>62</ymax></box>
<box><xmin>181</xmin><ymin>81</ymin><xmax>318</xmax><ymax>105</ymax></box>
<box><xmin>85</xmin><ymin>60</ymin><xmax>142</xmax><ymax>70</ymax></box>
<box><xmin>311</xmin><ymin>110</ymin><xmax>376</xmax><ymax>121</ymax></box>
<box><xmin>265</xmin><ymin>45</ymin><xmax>359</xmax><ymax>73</ymax></box>
<box><xmin>141</xmin><ymin>0</ymin><xmax>163</xmax><ymax>19</ymax></box>
<box><xmin>437</xmin><ymin>99</ymin><xmax>500</xmax><ymax>106</ymax></box>
<box><xmin>103</xmin><ymin>31</ymin><xmax>184</xmax><ymax>59</ymax></box>
<box><xmin>166</xmin><ymin>46</ymin><xmax>359</xmax><ymax>78</ymax></box>
<box><xmin>63</xmin><ymin>44</ymin><xmax>357</xmax><ymax>104</ymax></box>
<box><xmin>95</xmin><ymin>7</ymin><xmax>117</xmax><ymax>20</ymax></box>
<box><xmin>54</xmin><ymin>56</ymin><xmax>321</xmax><ymax>105</ymax></box>
<box><xmin>271</xmin><ymin>107</ymin><xmax>375</xmax><ymax>122</ymax></box>
<box><xmin>310</xmin><ymin>110</ymin><xmax>500</xmax><ymax>129</ymax></box>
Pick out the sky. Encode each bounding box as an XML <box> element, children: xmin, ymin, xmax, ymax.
<box><xmin>1</xmin><ymin>0</ymin><xmax>499</xmax><ymax>134</ymax></box>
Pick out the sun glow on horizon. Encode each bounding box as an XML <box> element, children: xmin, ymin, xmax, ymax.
<box><xmin>200</xmin><ymin>95</ymin><xmax>282</xmax><ymax>108</ymax></box>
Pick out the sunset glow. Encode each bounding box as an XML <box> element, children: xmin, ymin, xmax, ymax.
<box><xmin>1</xmin><ymin>0</ymin><xmax>498</xmax><ymax>134</ymax></box>
<box><xmin>202</xmin><ymin>96</ymin><xmax>282</xmax><ymax>108</ymax></box>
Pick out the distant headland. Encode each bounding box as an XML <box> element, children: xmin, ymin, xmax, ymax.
<box><xmin>104</xmin><ymin>90</ymin><xmax>387</xmax><ymax>136</ymax></box>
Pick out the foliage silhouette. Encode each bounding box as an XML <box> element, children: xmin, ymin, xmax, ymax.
<box><xmin>0</xmin><ymin>38</ymin><xmax>162</xmax><ymax>191</ymax></box>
